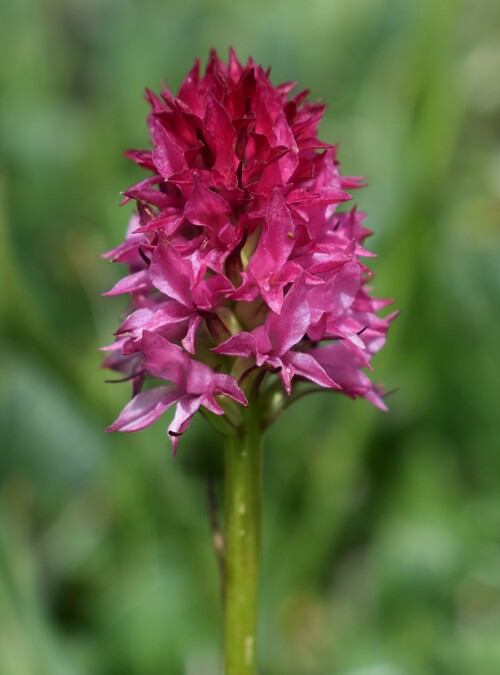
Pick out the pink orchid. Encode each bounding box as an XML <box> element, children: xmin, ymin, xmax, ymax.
<box><xmin>107</xmin><ymin>331</ymin><xmax>247</xmax><ymax>454</ymax></box>
<box><xmin>103</xmin><ymin>49</ymin><xmax>395</xmax><ymax>452</ymax></box>
<box><xmin>230</xmin><ymin>188</ymin><xmax>301</xmax><ymax>313</ymax></box>
<box><xmin>214</xmin><ymin>279</ymin><xmax>338</xmax><ymax>395</ymax></box>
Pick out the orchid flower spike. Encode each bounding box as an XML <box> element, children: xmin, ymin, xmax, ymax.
<box><xmin>103</xmin><ymin>49</ymin><xmax>395</xmax><ymax>452</ymax></box>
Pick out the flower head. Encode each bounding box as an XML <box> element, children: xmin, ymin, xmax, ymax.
<box><xmin>103</xmin><ymin>49</ymin><xmax>395</xmax><ymax>452</ymax></box>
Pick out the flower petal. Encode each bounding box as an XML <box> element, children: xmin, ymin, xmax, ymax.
<box><xmin>141</xmin><ymin>331</ymin><xmax>190</xmax><ymax>388</ymax></box>
<box><xmin>284</xmin><ymin>351</ymin><xmax>339</xmax><ymax>390</ymax></box>
<box><xmin>266</xmin><ymin>279</ymin><xmax>310</xmax><ymax>355</ymax></box>
<box><xmin>168</xmin><ymin>395</ymin><xmax>203</xmax><ymax>455</ymax></box>
<box><xmin>107</xmin><ymin>386</ymin><xmax>182</xmax><ymax>432</ymax></box>
<box><xmin>102</xmin><ymin>270</ymin><xmax>152</xmax><ymax>297</ymax></box>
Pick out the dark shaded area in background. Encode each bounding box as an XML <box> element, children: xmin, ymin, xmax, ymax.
<box><xmin>1</xmin><ymin>1</ymin><xmax>499</xmax><ymax>673</ymax></box>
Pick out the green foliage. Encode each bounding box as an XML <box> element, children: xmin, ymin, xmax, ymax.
<box><xmin>1</xmin><ymin>0</ymin><xmax>500</xmax><ymax>672</ymax></box>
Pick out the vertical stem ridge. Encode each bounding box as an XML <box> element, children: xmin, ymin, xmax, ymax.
<box><xmin>224</xmin><ymin>401</ymin><xmax>262</xmax><ymax>675</ymax></box>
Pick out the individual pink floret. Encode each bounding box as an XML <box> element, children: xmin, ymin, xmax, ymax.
<box><xmin>107</xmin><ymin>331</ymin><xmax>247</xmax><ymax>454</ymax></box>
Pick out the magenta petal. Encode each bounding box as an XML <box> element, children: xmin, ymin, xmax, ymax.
<box><xmin>102</xmin><ymin>214</ymin><xmax>145</xmax><ymax>262</ymax></box>
<box><xmin>284</xmin><ymin>351</ymin><xmax>339</xmax><ymax>390</ymax></box>
<box><xmin>213</xmin><ymin>332</ymin><xmax>259</xmax><ymax>359</ymax></box>
<box><xmin>212</xmin><ymin>373</ymin><xmax>249</xmax><ymax>407</ymax></box>
<box><xmin>184</xmin><ymin>174</ymin><xmax>232</xmax><ymax>231</ymax></box>
<box><xmin>185</xmin><ymin>359</ymin><xmax>220</xmax><ymax>394</ymax></box>
<box><xmin>193</xmin><ymin>273</ymin><xmax>234</xmax><ymax>310</ymax></box>
<box><xmin>365</xmin><ymin>389</ymin><xmax>388</xmax><ymax>412</ymax></box>
<box><xmin>181</xmin><ymin>315</ymin><xmax>202</xmax><ymax>354</ymax></box>
<box><xmin>259</xmin><ymin>260</ymin><xmax>302</xmax><ymax>314</ymax></box>
<box><xmin>150</xmin><ymin>238</ymin><xmax>193</xmax><ymax>307</ymax></box>
<box><xmin>141</xmin><ymin>331</ymin><xmax>190</xmax><ymax>387</ymax></box>
<box><xmin>118</xmin><ymin>302</ymin><xmax>191</xmax><ymax>336</ymax></box>
<box><xmin>177</xmin><ymin>58</ymin><xmax>201</xmax><ymax>110</ymax></box>
<box><xmin>262</xmin><ymin>188</ymin><xmax>295</xmax><ymax>267</ymax></box>
<box><xmin>201</xmin><ymin>395</ymin><xmax>226</xmax><ymax>416</ymax></box>
<box><xmin>240</xmin><ymin>189</ymin><xmax>298</xmax><ymax>313</ymax></box>
<box><xmin>259</xmin><ymin>284</ymin><xmax>285</xmax><ymax>315</ymax></box>
<box><xmin>272</xmin><ymin>112</ymin><xmax>298</xmax><ymax>183</ymax></box>
<box><xmin>203</xmin><ymin>92</ymin><xmax>237</xmax><ymax>180</ymax></box>
<box><xmin>151</xmin><ymin>121</ymin><xmax>186</xmax><ymax>177</ymax></box>
<box><xmin>142</xmin><ymin>331</ymin><xmax>247</xmax><ymax>409</ymax></box>
<box><xmin>103</xmin><ymin>270</ymin><xmax>152</xmax><ymax>296</ymax></box>
<box><xmin>230</xmin><ymin>274</ymin><xmax>259</xmax><ymax>303</ymax></box>
<box><xmin>266</xmin><ymin>280</ymin><xmax>310</xmax><ymax>355</ymax></box>
<box><xmin>168</xmin><ymin>395</ymin><xmax>203</xmax><ymax>455</ymax></box>
<box><xmin>310</xmin><ymin>342</ymin><xmax>387</xmax><ymax>408</ymax></box>
<box><xmin>324</xmin><ymin>324</ymin><xmax>371</xmax><ymax>367</ymax></box>
<box><xmin>106</xmin><ymin>386</ymin><xmax>182</xmax><ymax>432</ymax></box>
<box><xmin>311</xmin><ymin>262</ymin><xmax>361</xmax><ymax>321</ymax></box>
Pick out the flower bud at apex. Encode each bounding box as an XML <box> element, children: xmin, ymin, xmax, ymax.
<box><xmin>103</xmin><ymin>49</ymin><xmax>395</xmax><ymax>452</ymax></box>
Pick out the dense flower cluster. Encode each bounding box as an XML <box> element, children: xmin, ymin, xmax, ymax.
<box><xmin>103</xmin><ymin>50</ymin><xmax>395</xmax><ymax>453</ymax></box>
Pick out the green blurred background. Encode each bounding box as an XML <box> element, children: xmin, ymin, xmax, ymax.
<box><xmin>1</xmin><ymin>0</ymin><xmax>500</xmax><ymax>673</ymax></box>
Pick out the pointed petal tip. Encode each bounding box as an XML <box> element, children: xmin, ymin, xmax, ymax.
<box><xmin>169</xmin><ymin>430</ymin><xmax>181</xmax><ymax>456</ymax></box>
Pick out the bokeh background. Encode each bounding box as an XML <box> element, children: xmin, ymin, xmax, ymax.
<box><xmin>1</xmin><ymin>0</ymin><xmax>500</xmax><ymax>673</ymax></box>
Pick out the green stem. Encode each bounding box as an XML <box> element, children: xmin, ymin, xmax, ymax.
<box><xmin>224</xmin><ymin>401</ymin><xmax>262</xmax><ymax>675</ymax></box>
